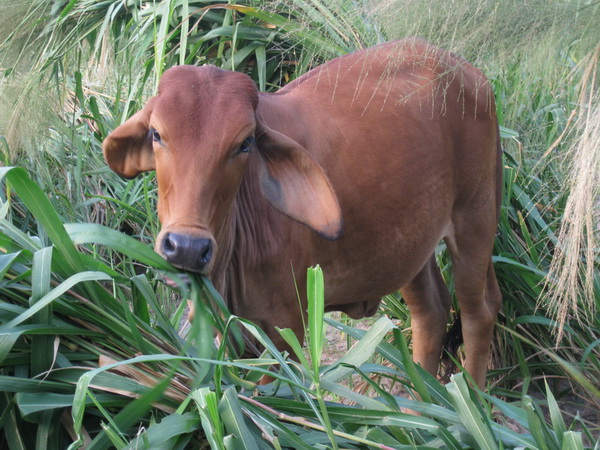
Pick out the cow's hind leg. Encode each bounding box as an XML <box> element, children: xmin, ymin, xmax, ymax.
<box><xmin>445</xmin><ymin>215</ymin><xmax>502</xmax><ymax>388</ymax></box>
<box><xmin>400</xmin><ymin>255</ymin><xmax>452</xmax><ymax>377</ymax></box>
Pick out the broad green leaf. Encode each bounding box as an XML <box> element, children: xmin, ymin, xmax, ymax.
<box><xmin>499</xmin><ymin>125</ymin><xmax>519</xmax><ymax>139</ymax></box>
<box><xmin>393</xmin><ymin>327</ymin><xmax>432</xmax><ymax>403</ymax></box>
<box><xmin>255</xmin><ymin>45</ymin><xmax>267</xmax><ymax>92</ymax></box>
<box><xmin>523</xmin><ymin>396</ymin><xmax>550</xmax><ymax>450</ymax></box>
<box><xmin>276</xmin><ymin>327</ymin><xmax>310</xmax><ymax>369</ymax></box>
<box><xmin>321</xmin><ymin>316</ymin><xmax>395</xmax><ymax>383</ymax></box>
<box><xmin>101</xmin><ymin>422</ymin><xmax>129</xmax><ymax>449</ymax></box>
<box><xmin>546</xmin><ymin>380</ymin><xmax>567</xmax><ymax>445</ymax></box>
<box><xmin>192</xmin><ymin>387</ymin><xmax>225</xmax><ymax>450</ymax></box>
<box><xmin>71</xmin><ymin>372</ymin><xmax>91</xmax><ymax>441</ymax></box>
<box><xmin>446</xmin><ymin>373</ymin><xmax>497</xmax><ymax>450</ymax></box>
<box><xmin>65</xmin><ymin>223</ymin><xmax>175</xmax><ymax>271</ymax></box>
<box><xmin>0</xmin><ymin>218</ymin><xmax>43</xmax><ymax>253</ymax></box>
<box><xmin>561</xmin><ymin>431</ymin><xmax>584</xmax><ymax>450</ymax></box>
<box><xmin>125</xmin><ymin>412</ymin><xmax>200</xmax><ymax>450</ymax></box>
<box><xmin>57</xmin><ymin>0</ymin><xmax>78</xmax><ymax>19</ymax></box>
<box><xmin>0</xmin><ymin>167</ymin><xmax>83</xmax><ymax>274</ymax></box>
<box><xmin>35</xmin><ymin>411</ymin><xmax>54</xmax><ymax>450</ymax></box>
<box><xmin>187</xmin><ymin>281</ymin><xmax>218</xmax><ymax>382</ymax></box>
<box><xmin>219</xmin><ymin>388</ymin><xmax>257</xmax><ymax>450</ymax></box>
<box><xmin>179</xmin><ymin>0</ymin><xmax>189</xmax><ymax>66</ymax></box>
<box><xmin>307</xmin><ymin>266</ymin><xmax>325</xmax><ymax>379</ymax></box>
<box><xmin>1</xmin><ymin>395</ymin><xmax>27</xmax><ymax>450</ymax></box>
<box><xmin>17</xmin><ymin>392</ymin><xmax>126</xmax><ymax>419</ymax></box>
<box><xmin>88</xmin><ymin>374</ymin><xmax>174</xmax><ymax>449</ymax></box>
<box><xmin>118</xmin><ymin>275</ymin><xmax>156</xmax><ymax>356</ymax></box>
<box><xmin>4</xmin><ymin>271</ymin><xmax>112</xmax><ymax>328</ymax></box>
<box><xmin>0</xmin><ymin>251</ymin><xmax>20</xmax><ymax>279</ymax></box>
<box><xmin>492</xmin><ymin>255</ymin><xmax>547</xmax><ymax>278</ymax></box>
<box><xmin>129</xmin><ymin>274</ymin><xmax>151</xmax><ymax>324</ymax></box>
<box><xmin>258</xmin><ymin>396</ymin><xmax>462</xmax><ymax>448</ymax></box>
<box><xmin>0</xmin><ymin>375</ymin><xmax>74</xmax><ymax>394</ymax></box>
<box><xmin>325</xmin><ymin>317</ymin><xmax>451</xmax><ymax>408</ymax></box>
<box><xmin>320</xmin><ymin>377</ymin><xmax>388</xmax><ymax>410</ymax></box>
<box><xmin>241</xmin><ymin>401</ymin><xmax>312</xmax><ymax>450</ymax></box>
<box><xmin>30</xmin><ymin>247</ymin><xmax>54</xmax><ymax>376</ymax></box>
<box><xmin>130</xmin><ymin>274</ymin><xmax>180</xmax><ymax>345</ymax></box>
<box><xmin>365</xmin><ymin>427</ymin><xmax>404</xmax><ymax>448</ymax></box>
<box><xmin>0</xmin><ymin>330</ymin><xmax>25</xmax><ymax>365</ymax></box>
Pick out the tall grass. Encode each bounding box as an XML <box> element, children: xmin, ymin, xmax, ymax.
<box><xmin>0</xmin><ymin>168</ymin><xmax>594</xmax><ymax>447</ymax></box>
<box><xmin>1</xmin><ymin>0</ymin><xmax>599</xmax><ymax>447</ymax></box>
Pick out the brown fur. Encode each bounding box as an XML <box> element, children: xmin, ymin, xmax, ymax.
<box><xmin>103</xmin><ymin>39</ymin><xmax>502</xmax><ymax>387</ymax></box>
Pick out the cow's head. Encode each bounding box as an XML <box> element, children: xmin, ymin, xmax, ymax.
<box><xmin>103</xmin><ymin>65</ymin><xmax>342</xmax><ymax>274</ymax></box>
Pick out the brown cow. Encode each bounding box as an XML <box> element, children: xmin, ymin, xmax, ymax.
<box><xmin>103</xmin><ymin>38</ymin><xmax>502</xmax><ymax>387</ymax></box>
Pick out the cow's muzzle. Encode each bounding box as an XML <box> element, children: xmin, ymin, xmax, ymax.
<box><xmin>161</xmin><ymin>232</ymin><xmax>214</xmax><ymax>273</ymax></box>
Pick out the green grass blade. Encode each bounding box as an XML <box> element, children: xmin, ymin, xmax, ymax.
<box><xmin>255</xmin><ymin>45</ymin><xmax>267</xmax><ymax>92</ymax></box>
<box><xmin>125</xmin><ymin>412</ymin><xmax>200</xmax><ymax>450</ymax></box>
<box><xmin>321</xmin><ymin>316</ymin><xmax>395</xmax><ymax>383</ymax></box>
<box><xmin>561</xmin><ymin>431</ymin><xmax>584</xmax><ymax>450</ymax></box>
<box><xmin>1</xmin><ymin>395</ymin><xmax>27</xmax><ymax>450</ymax></box>
<box><xmin>0</xmin><ymin>221</ymin><xmax>43</xmax><ymax>253</ymax></box>
<box><xmin>241</xmin><ymin>401</ymin><xmax>313</xmax><ymax>450</ymax></box>
<box><xmin>130</xmin><ymin>274</ymin><xmax>151</xmax><ymax>324</ymax></box>
<box><xmin>393</xmin><ymin>327</ymin><xmax>432</xmax><ymax>403</ymax></box>
<box><xmin>319</xmin><ymin>377</ymin><xmax>388</xmax><ymax>410</ymax></box>
<box><xmin>4</xmin><ymin>271</ymin><xmax>112</xmax><ymax>328</ymax></box>
<box><xmin>546</xmin><ymin>380</ymin><xmax>567</xmax><ymax>445</ymax></box>
<box><xmin>130</xmin><ymin>274</ymin><xmax>179</xmax><ymax>344</ymax></box>
<box><xmin>34</xmin><ymin>410</ymin><xmax>54</xmax><ymax>450</ymax></box>
<box><xmin>325</xmin><ymin>317</ymin><xmax>451</xmax><ymax>407</ymax></box>
<box><xmin>307</xmin><ymin>265</ymin><xmax>325</xmax><ymax>378</ymax></box>
<box><xmin>523</xmin><ymin>396</ymin><xmax>551</xmax><ymax>450</ymax></box>
<box><xmin>57</xmin><ymin>0</ymin><xmax>78</xmax><ymax>20</ymax></box>
<box><xmin>276</xmin><ymin>326</ymin><xmax>310</xmax><ymax>369</ymax></box>
<box><xmin>65</xmin><ymin>223</ymin><xmax>175</xmax><ymax>271</ymax></box>
<box><xmin>88</xmin><ymin>374</ymin><xmax>174</xmax><ymax>449</ymax></box>
<box><xmin>30</xmin><ymin>247</ymin><xmax>54</xmax><ymax>376</ymax></box>
<box><xmin>16</xmin><ymin>392</ymin><xmax>127</xmax><ymax>418</ymax></box>
<box><xmin>101</xmin><ymin>423</ymin><xmax>129</xmax><ymax>449</ymax></box>
<box><xmin>1</xmin><ymin>167</ymin><xmax>83</xmax><ymax>274</ymax></box>
<box><xmin>0</xmin><ymin>375</ymin><xmax>74</xmax><ymax>395</ymax></box>
<box><xmin>219</xmin><ymin>387</ymin><xmax>258</xmax><ymax>450</ymax></box>
<box><xmin>179</xmin><ymin>1</ymin><xmax>190</xmax><ymax>66</ymax></box>
<box><xmin>154</xmin><ymin>0</ymin><xmax>174</xmax><ymax>89</ymax></box>
<box><xmin>499</xmin><ymin>125</ymin><xmax>519</xmax><ymax>139</ymax></box>
<box><xmin>446</xmin><ymin>373</ymin><xmax>498</xmax><ymax>450</ymax></box>
<box><xmin>0</xmin><ymin>329</ymin><xmax>25</xmax><ymax>365</ymax></box>
<box><xmin>192</xmin><ymin>387</ymin><xmax>225</xmax><ymax>450</ymax></box>
<box><xmin>0</xmin><ymin>252</ymin><xmax>20</xmax><ymax>279</ymax></box>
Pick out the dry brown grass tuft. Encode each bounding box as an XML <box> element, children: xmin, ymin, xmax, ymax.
<box><xmin>541</xmin><ymin>45</ymin><xmax>600</xmax><ymax>341</ymax></box>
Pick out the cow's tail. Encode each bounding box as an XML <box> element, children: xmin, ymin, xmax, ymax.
<box><xmin>440</xmin><ymin>315</ymin><xmax>462</xmax><ymax>380</ymax></box>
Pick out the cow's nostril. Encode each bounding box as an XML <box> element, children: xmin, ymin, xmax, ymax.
<box><xmin>162</xmin><ymin>233</ymin><xmax>177</xmax><ymax>256</ymax></box>
<box><xmin>200</xmin><ymin>242</ymin><xmax>213</xmax><ymax>264</ymax></box>
<box><xmin>160</xmin><ymin>233</ymin><xmax>214</xmax><ymax>273</ymax></box>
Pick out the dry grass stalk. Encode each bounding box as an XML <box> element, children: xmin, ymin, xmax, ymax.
<box><xmin>541</xmin><ymin>46</ymin><xmax>600</xmax><ymax>341</ymax></box>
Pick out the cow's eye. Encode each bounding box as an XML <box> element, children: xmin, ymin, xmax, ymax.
<box><xmin>151</xmin><ymin>129</ymin><xmax>161</xmax><ymax>143</ymax></box>
<box><xmin>238</xmin><ymin>136</ymin><xmax>255</xmax><ymax>154</ymax></box>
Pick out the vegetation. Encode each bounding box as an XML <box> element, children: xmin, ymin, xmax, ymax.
<box><xmin>0</xmin><ymin>0</ymin><xmax>598</xmax><ymax>448</ymax></box>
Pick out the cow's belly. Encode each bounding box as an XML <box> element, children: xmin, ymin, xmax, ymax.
<box><xmin>314</xmin><ymin>215</ymin><xmax>449</xmax><ymax>310</ymax></box>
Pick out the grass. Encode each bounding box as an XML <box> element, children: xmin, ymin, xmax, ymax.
<box><xmin>0</xmin><ymin>0</ymin><xmax>599</xmax><ymax>447</ymax></box>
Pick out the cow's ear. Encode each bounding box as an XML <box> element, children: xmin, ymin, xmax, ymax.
<box><xmin>255</xmin><ymin>121</ymin><xmax>343</xmax><ymax>240</ymax></box>
<box><xmin>103</xmin><ymin>102</ymin><xmax>156</xmax><ymax>179</ymax></box>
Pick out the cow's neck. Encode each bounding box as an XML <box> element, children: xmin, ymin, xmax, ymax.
<box><xmin>210</xmin><ymin>92</ymin><xmax>306</xmax><ymax>310</ymax></box>
<box><xmin>210</xmin><ymin>152</ymin><xmax>285</xmax><ymax>311</ymax></box>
